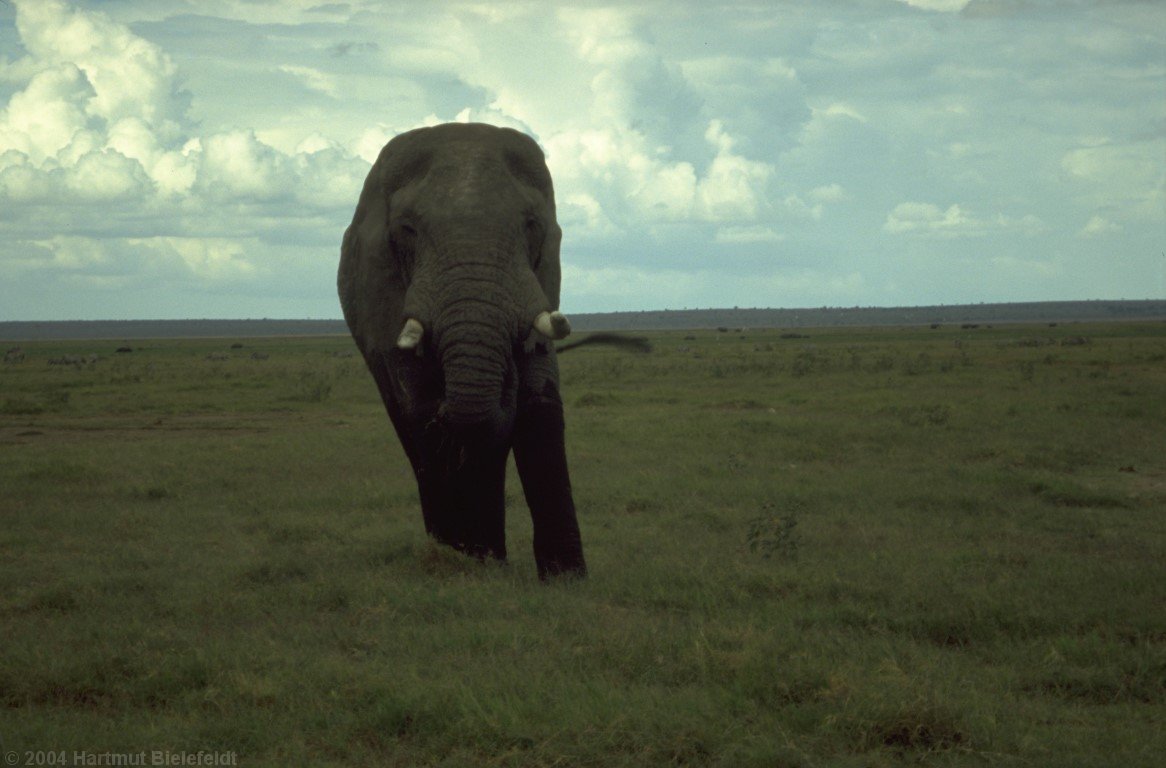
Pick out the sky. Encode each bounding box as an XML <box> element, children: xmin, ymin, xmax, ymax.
<box><xmin>0</xmin><ymin>0</ymin><xmax>1162</xmax><ymax>321</ymax></box>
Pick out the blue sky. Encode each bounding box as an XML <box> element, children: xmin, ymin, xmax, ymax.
<box><xmin>0</xmin><ymin>0</ymin><xmax>1162</xmax><ymax>320</ymax></box>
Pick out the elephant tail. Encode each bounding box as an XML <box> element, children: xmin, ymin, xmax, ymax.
<box><xmin>556</xmin><ymin>333</ymin><xmax>652</xmax><ymax>354</ymax></box>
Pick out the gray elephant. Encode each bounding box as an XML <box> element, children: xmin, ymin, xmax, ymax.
<box><xmin>338</xmin><ymin>122</ymin><xmax>586</xmax><ymax>579</ymax></box>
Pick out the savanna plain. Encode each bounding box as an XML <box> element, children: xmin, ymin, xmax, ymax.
<box><xmin>1</xmin><ymin>322</ymin><xmax>1163</xmax><ymax>767</ymax></box>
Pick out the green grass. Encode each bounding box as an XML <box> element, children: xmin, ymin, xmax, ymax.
<box><xmin>1</xmin><ymin>324</ymin><xmax>1164</xmax><ymax>766</ymax></box>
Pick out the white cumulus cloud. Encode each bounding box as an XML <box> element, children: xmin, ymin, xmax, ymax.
<box><xmin>0</xmin><ymin>0</ymin><xmax>372</xmax><ymax>317</ymax></box>
<box><xmin>715</xmin><ymin>225</ymin><xmax>784</xmax><ymax>244</ymax></box>
<box><xmin>695</xmin><ymin>120</ymin><xmax>773</xmax><ymax>222</ymax></box>
<box><xmin>195</xmin><ymin>130</ymin><xmax>293</xmax><ymax>201</ymax></box>
<box><xmin>895</xmin><ymin>0</ymin><xmax>971</xmax><ymax>12</ymax></box>
<box><xmin>0</xmin><ymin>64</ymin><xmax>93</xmax><ymax>162</ymax></box>
<box><xmin>884</xmin><ymin>202</ymin><xmax>1044</xmax><ymax>238</ymax></box>
<box><xmin>1079</xmin><ymin>215</ymin><xmax>1122</xmax><ymax>238</ymax></box>
<box><xmin>13</xmin><ymin>0</ymin><xmax>186</xmax><ymax>135</ymax></box>
<box><xmin>65</xmin><ymin>148</ymin><xmax>151</xmax><ymax>201</ymax></box>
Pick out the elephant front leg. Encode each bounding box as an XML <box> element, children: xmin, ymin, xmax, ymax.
<box><xmin>377</xmin><ymin>349</ymin><xmax>508</xmax><ymax>561</ymax></box>
<box><xmin>513</xmin><ymin>384</ymin><xmax>587</xmax><ymax>580</ymax></box>
<box><xmin>414</xmin><ymin>428</ymin><xmax>509</xmax><ymax>562</ymax></box>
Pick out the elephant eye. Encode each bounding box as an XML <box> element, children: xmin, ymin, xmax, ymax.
<box><xmin>389</xmin><ymin>219</ymin><xmax>418</xmax><ymax>277</ymax></box>
<box><xmin>390</xmin><ymin>219</ymin><xmax>418</xmax><ymax>250</ymax></box>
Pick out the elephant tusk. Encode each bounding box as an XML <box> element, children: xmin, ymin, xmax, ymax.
<box><xmin>534</xmin><ymin>311</ymin><xmax>571</xmax><ymax>340</ymax></box>
<box><xmin>396</xmin><ymin>318</ymin><xmax>425</xmax><ymax>350</ymax></box>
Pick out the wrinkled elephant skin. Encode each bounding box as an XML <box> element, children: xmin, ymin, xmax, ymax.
<box><xmin>338</xmin><ymin>123</ymin><xmax>586</xmax><ymax>580</ymax></box>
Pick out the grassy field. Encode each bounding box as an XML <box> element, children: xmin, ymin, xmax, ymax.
<box><xmin>1</xmin><ymin>322</ymin><xmax>1163</xmax><ymax>766</ymax></box>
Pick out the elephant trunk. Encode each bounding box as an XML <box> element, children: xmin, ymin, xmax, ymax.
<box><xmin>399</xmin><ymin>235</ymin><xmax>567</xmax><ymax>434</ymax></box>
<box><xmin>424</xmin><ymin>250</ymin><xmax>533</xmax><ymax>434</ymax></box>
<box><xmin>437</xmin><ymin>306</ymin><xmax>514</xmax><ymax>432</ymax></box>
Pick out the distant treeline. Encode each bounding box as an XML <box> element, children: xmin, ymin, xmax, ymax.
<box><xmin>572</xmin><ymin>300</ymin><xmax>1166</xmax><ymax>331</ymax></box>
<box><xmin>0</xmin><ymin>319</ymin><xmax>349</xmax><ymax>342</ymax></box>
<box><xmin>1</xmin><ymin>300</ymin><xmax>1163</xmax><ymax>341</ymax></box>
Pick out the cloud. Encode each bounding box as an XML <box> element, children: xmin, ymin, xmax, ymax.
<box><xmin>148</xmin><ymin>237</ymin><xmax>259</xmax><ymax>280</ymax></box>
<box><xmin>561</xmin><ymin>263</ymin><xmax>700</xmax><ymax>308</ymax></box>
<box><xmin>560</xmin><ymin>192</ymin><xmax>619</xmax><ymax>238</ymax></box>
<box><xmin>0</xmin><ymin>0</ymin><xmax>189</xmax><ymax>204</ymax></box>
<box><xmin>776</xmin><ymin>103</ymin><xmax>895</xmax><ymax>203</ymax></box>
<box><xmin>66</xmin><ymin>148</ymin><xmax>152</xmax><ymax>201</ymax></box>
<box><xmin>695</xmin><ymin>120</ymin><xmax>773</xmax><ymax>221</ymax></box>
<box><xmin>0</xmin><ymin>0</ymin><xmax>370</xmax><ymax>209</ymax></box>
<box><xmin>884</xmin><ymin>202</ymin><xmax>971</xmax><ymax>235</ymax></box>
<box><xmin>896</xmin><ymin>0</ymin><xmax>971</xmax><ymax>11</ymax></box>
<box><xmin>0</xmin><ymin>64</ymin><xmax>93</xmax><ymax>162</ymax></box>
<box><xmin>1061</xmin><ymin>140</ymin><xmax>1165</xmax><ymax>219</ymax></box>
<box><xmin>714</xmin><ymin>225</ymin><xmax>784</xmax><ymax>244</ymax></box>
<box><xmin>21</xmin><ymin>234</ymin><xmax>249</xmax><ymax>278</ymax></box>
<box><xmin>12</xmin><ymin>0</ymin><xmax>186</xmax><ymax>135</ymax></box>
<box><xmin>884</xmin><ymin>202</ymin><xmax>1045</xmax><ymax>238</ymax></box>
<box><xmin>545</xmin><ymin>128</ymin><xmax>692</xmax><ymax>226</ymax></box>
<box><xmin>513</xmin><ymin>6</ymin><xmax>776</xmax><ymax>234</ymax></box>
<box><xmin>809</xmin><ymin>184</ymin><xmax>846</xmax><ymax>203</ymax></box>
<box><xmin>117</xmin><ymin>127</ymin><xmax>199</xmax><ymax>197</ymax></box>
<box><xmin>569</xmin><ymin>8</ymin><xmax>702</xmax><ymax>144</ymax></box>
<box><xmin>0</xmin><ymin>154</ymin><xmax>54</xmax><ymax>201</ymax></box>
<box><xmin>195</xmin><ymin>130</ymin><xmax>294</xmax><ymax>201</ymax></box>
<box><xmin>780</xmin><ymin>186</ymin><xmax>847</xmax><ymax>222</ymax></box>
<box><xmin>544</xmin><ymin>116</ymin><xmax>774</xmax><ymax>234</ymax></box>
<box><xmin>0</xmin><ymin>0</ymin><xmax>369</xmax><ymax>315</ymax></box>
<box><xmin>819</xmin><ymin>103</ymin><xmax>868</xmax><ymax>124</ymax></box>
<box><xmin>679</xmin><ymin>56</ymin><xmax>808</xmax><ymax>158</ymax></box>
<box><xmin>279</xmin><ymin>65</ymin><xmax>338</xmax><ymax>98</ymax></box>
<box><xmin>1079</xmin><ymin>215</ymin><xmax>1122</xmax><ymax>238</ymax></box>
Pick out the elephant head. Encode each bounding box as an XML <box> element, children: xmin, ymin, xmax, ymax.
<box><xmin>338</xmin><ymin>122</ymin><xmax>586</xmax><ymax>579</ymax></box>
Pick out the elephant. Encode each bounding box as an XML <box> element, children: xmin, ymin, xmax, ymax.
<box><xmin>338</xmin><ymin>122</ymin><xmax>587</xmax><ymax>580</ymax></box>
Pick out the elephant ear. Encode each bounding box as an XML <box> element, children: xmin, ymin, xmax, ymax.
<box><xmin>512</xmin><ymin>134</ymin><xmax>563</xmax><ymax>312</ymax></box>
<box><xmin>534</xmin><ymin>217</ymin><xmax>563</xmax><ymax>311</ymax></box>
<box><xmin>339</xmin><ymin>132</ymin><xmax>426</xmax><ymax>355</ymax></box>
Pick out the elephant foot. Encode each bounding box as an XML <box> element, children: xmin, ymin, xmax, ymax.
<box><xmin>538</xmin><ymin>561</ymin><xmax>587</xmax><ymax>581</ymax></box>
<box><xmin>432</xmin><ymin>534</ymin><xmax>507</xmax><ymax>564</ymax></box>
<box><xmin>535</xmin><ymin>541</ymin><xmax>587</xmax><ymax>581</ymax></box>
